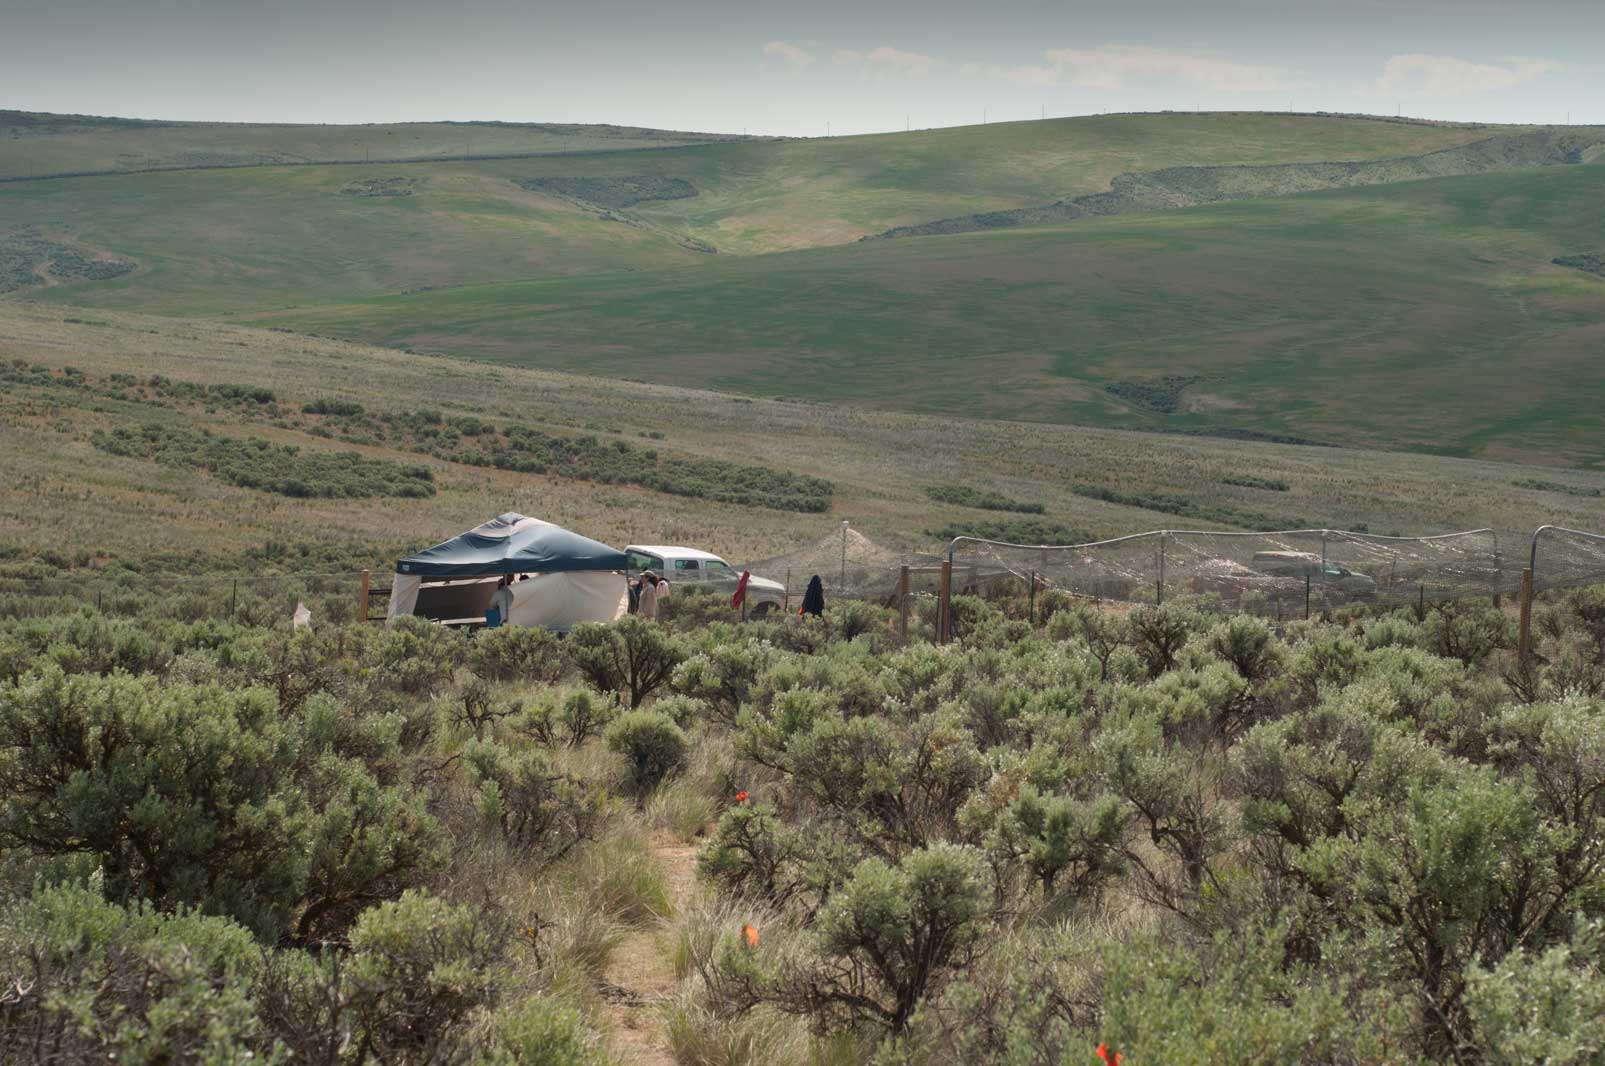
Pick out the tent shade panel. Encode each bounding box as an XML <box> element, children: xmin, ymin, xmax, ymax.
<box><xmin>396</xmin><ymin>513</ymin><xmax>629</xmax><ymax>577</ymax></box>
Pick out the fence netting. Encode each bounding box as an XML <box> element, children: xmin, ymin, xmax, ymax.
<box><xmin>946</xmin><ymin>528</ymin><xmax>1511</xmax><ymax>619</ymax></box>
<box><xmin>7</xmin><ymin>523</ymin><xmax>1605</xmax><ymax>629</ymax></box>
<box><xmin>1531</xmin><ymin>526</ymin><xmax>1605</xmax><ymax>595</ymax></box>
<box><xmin>743</xmin><ymin>527</ymin><xmax>940</xmax><ymax>604</ymax></box>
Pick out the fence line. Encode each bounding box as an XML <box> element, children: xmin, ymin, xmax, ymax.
<box><xmin>5</xmin><ymin>522</ymin><xmax>1605</xmax><ymax>631</ymax></box>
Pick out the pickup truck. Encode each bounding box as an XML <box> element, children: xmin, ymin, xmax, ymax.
<box><xmin>624</xmin><ymin>545</ymin><xmax>788</xmax><ymax>615</ymax></box>
<box><xmin>1189</xmin><ymin>550</ymin><xmax>1377</xmax><ymax>604</ymax></box>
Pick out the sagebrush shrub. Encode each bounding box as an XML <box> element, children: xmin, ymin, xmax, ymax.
<box><xmin>606</xmin><ymin>709</ymin><xmax>689</xmax><ymax>794</ymax></box>
<box><xmin>567</xmin><ymin>616</ymin><xmax>685</xmax><ymax>707</ymax></box>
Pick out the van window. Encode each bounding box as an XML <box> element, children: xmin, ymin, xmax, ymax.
<box><xmin>627</xmin><ymin>552</ymin><xmax>662</xmax><ymax>572</ymax></box>
<box><xmin>675</xmin><ymin>559</ymin><xmax>700</xmax><ymax>571</ymax></box>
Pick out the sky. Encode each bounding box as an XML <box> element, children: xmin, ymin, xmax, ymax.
<box><xmin>2</xmin><ymin>0</ymin><xmax>1601</xmax><ymax>134</ymax></box>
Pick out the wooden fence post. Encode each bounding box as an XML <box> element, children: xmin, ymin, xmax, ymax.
<box><xmin>898</xmin><ymin>565</ymin><xmax>910</xmax><ymax>642</ymax></box>
<box><xmin>359</xmin><ymin>569</ymin><xmax>370</xmax><ymax>623</ymax></box>
<box><xmin>1519</xmin><ymin>567</ymin><xmax>1534</xmax><ymax>667</ymax></box>
<box><xmin>938</xmin><ymin>560</ymin><xmax>953</xmax><ymax>645</ymax></box>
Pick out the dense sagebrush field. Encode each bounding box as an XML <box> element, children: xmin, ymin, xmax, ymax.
<box><xmin>5</xmin><ymin>576</ymin><xmax>1605</xmax><ymax>1064</ymax></box>
<box><xmin>6</xmin><ymin>110</ymin><xmax>1605</xmax><ymax>461</ymax></box>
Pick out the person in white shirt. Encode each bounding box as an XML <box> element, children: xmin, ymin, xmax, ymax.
<box><xmin>489</xmin><ymin>575</ymin><xmax>514</xmax><ymax>627</ymax></box>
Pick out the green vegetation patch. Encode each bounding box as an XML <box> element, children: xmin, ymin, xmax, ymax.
<box><xmin>930</xmin><ymin>517</ymin><xmax>1091</xmax><ymax>545</ymax></box>
<box><xmin>307</xmin><ymin>407</ymin><xmax>831</xmax><ymax>512</ymax></box>
<box><xmin>1104</xmin><ymin>375</ymin><xmax>1204</xmax><ymax>414</ymax></box>
<box><xmin>1553</xmin><ymin>253</ymin><xmax>1605</xmax><ymax>278</ymax></box>
<box><xmin>926</xmin><ymin>484</ymin><xmax>1044</xmax><ymax>514</ymax></box>
<box><xmin>1073</xmin><ymin>484</ymin><xmax>1310</xmax><ymax>530</ymax></box>
<box><xmin>0</xmin><ymin>231</ymin><xmax>134</xmax><ymax>294</ymax></box>
<box><xmin>340</xmin><ymin>177</ymin><xmax>416</xmax><ymax>197</ymax></box>
<box><xmin>517</xmin><ymin>175</ymin><xmax>696</xmax><ymax>208</ymax></box>
<box><xmin>92</xmin><ymin>423</ymin><xmax>437</xmax><ymax>499</ymax></box>
<box><xmin>1514</xmin><ymin>477</ymin><xmax>1602</xmax><ymax>498</ymax></box>
<box><xmin>1223</xmin><ymin>474</ymin><xmax>1290</xmax><ymax>492</ymax></box>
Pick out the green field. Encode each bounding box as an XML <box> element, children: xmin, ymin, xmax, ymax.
<box><xmin>0</xmin><ymin>109</ymin><xmax>751</xmax><ymax>179</ymax></box>
<box><xmin>253</xmin><ymin>163</ymin><xmax>1605</xmax><ymax>465</ymax></box>
<box><xmin>4</xmin><ymin>110</ymin><xmax>1604</xmax><ymax>467</ymax></box>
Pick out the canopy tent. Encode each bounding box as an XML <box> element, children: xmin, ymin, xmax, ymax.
<box><xmin>388</xmin><ymin>513</ymin><xmax>629</xmax><ymax>629</ymax></box>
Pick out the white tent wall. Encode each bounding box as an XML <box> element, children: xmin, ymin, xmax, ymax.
<box><xmin>388</xmin><ymin>570</ymin><xmax>626</xmax><ymax>629</ymax></box>
<box><xmin>387</xmin><ymin>574</ymin><xmax>422</xmax><ymax>621</ymax></box>
<box><xmin>506</xmin><ymin>571</ymin><xmax>628</xmax><ymax>629</ymax></box>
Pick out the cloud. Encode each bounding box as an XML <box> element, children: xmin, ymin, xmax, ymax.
<box><xmin>1373</xmin><ymin>53</ymin><xmax>1564</xmax><ymax>97</ymax></box>
<box><xmin>964</xmin><ymin>45</ymin><xmax>1308</xmax><ymax>93</ymax></box>
<box><xmin>834</xmin><ymin>46</ymin><xmax>938</xmax><ymax>78</ymax></box>
<box><xmin>762</xmin><ymin>40</ymin><xmax>814</xmax><ymax>73</ymax></box>
<box><xmin>959</xmin><ymin>61</ymin><xmax>1059</xmax><ymax>87</ymax></box>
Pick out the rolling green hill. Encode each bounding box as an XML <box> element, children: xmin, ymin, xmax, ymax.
<box><xmin>4</xmin><ymin>110</ymin><xmax>1603</xmax><ymax>466</ymax></box>
<box><xmin>0</xmin><ymin>109</ymin><xmax>752</xmax><ymax>179</ymax></box>
<box><xmin>253</xmin><ymin>162</ymin><xmax>1605</xmax><ymax>466</ymax></box>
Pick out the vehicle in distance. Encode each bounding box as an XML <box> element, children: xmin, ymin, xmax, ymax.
<box><xmin>624</xmin><ymin>545</ymin><xmax>787</xmax><ymax>615</ymax></box>
<box><xmin>1250</xmin><ymin>551</ymin><xmax>1378</xmax><ymax>596</ymax></box>
<box><xmin>1189</xmin><ymin>550</ymin><xmax>1378</xmax><ymax>603</ymax></box>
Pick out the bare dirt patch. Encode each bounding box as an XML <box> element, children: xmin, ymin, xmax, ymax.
<box><xmin>599</xmin><ymin>831</ymin><xmax>701</xmax><ymax>1066</ymax></box>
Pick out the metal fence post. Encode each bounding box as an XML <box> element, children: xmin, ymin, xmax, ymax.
<box><xmin>359</xmin><ymin>569</ymin><xmax>370</xmax><ymax>623</ymax></box>
<box><xmin>898</xmin><ymin>566</ymin><xmax>910</xmax><ymax>641</ymax></box>
<box><xmin>1304</xmin><ymin>574</ymin><xmax>1311</xmax><ymax>620</ymax></box>
<box><xmin>1156</xmin><ymin>532</ymin><xmax>1167</xmax><ymax>606</ymax></box>
<box><xmin>938</xmin><ymin>559</ymin><xmax>953</xmax><ymax>644</ymax></box>
<box><xmin>840</xmin><ymin>520</ymin><xmax>849</xmax><ymax>591</ymax></box>
<box><xmin>230</xmin><ymin>579</ymin><xmax>237</xmax><ymax>620</ymax></box>
<box><xmin>1519</xmin><ymin>567</ymin><xmax>1534</xmax><ymax>667</ymax></box>
<box><xmin>1028</xmin><ymin>570</ymin><xmax>1037</xmax><ymax>626</ymax></box>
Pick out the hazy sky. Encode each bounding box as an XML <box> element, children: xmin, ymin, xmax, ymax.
<box><xmin>3</xmin><ymin>0</ymin><xmax>1600</xmax><ymax>134</ymax></box>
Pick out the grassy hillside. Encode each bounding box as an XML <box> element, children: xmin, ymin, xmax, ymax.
<box><xmin>0</xmin><ymin>114</ymin><xmax>1528</xmax><ymax>314</ymax></box>
<box><xmin>4</xmin><ymin>111</ymin><xmax>1602</xmax><ymax>465</ymax></box>
<box><xmin>255</xmin><ymin>162</ymin><xmax>1605</xmax><ymax>466</ymax></box>
<box><xmin>0</xmin><ymin>110</ymin><xmax>751</xmax><ymax>179</ymax></box>
<box><xmin>0</xmin><ymin>164</ymin><xmax>705</xmax><ymax>312</ymax></box>
<box><xmin>3</xmin><ymin>303</ymin><xmax>1601</xmax><ymax>577</ymax></box>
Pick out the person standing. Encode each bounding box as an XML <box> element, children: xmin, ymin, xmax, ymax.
<box><xmin>488</xmin><ymin>575</ymin><xmax>514</xmax><ymax>628</ymax></box>
<box><xmin>638</xmin><ymin>572</ymin><xmax>661</xmax><ymax>620</ymax></box>
<box><xmin>800</xmin><ymin>574</ymin><xmax>825</xmax><ymax>617</ymax></box>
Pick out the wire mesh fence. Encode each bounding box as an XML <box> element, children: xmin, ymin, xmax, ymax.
<box><xmin>4</xmin><ymin>522</ymin><xmax>1604</xmax><ymax>630</ymax></box>
<box><xmin>1531</xmin><ymin>526</ymin><xmax>1605</xmax><ymax>595</ymax></box>
<box><xmin>742</xmin><ymin>526</ymin><xmax>941</xmax><ymax>605</ymax></box>
<box><xmin>946</xmin><ymin>527</ymin><xmax>1512</xmax><ymax>620</ymax></box>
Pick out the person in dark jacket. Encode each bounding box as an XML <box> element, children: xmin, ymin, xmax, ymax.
<box><xmin>800</xmin><ymin>575</ymin><xmax>825</xmax><ymax>617</ymax></box>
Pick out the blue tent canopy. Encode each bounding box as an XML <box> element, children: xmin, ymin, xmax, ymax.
<box><xmin>396</xmin><ymin>513</ymin><xmax>628</xmax><ymax>577</ymax></box>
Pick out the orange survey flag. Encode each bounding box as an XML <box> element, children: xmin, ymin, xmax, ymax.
<box><xmin>1096</xmin><ymin>1043</ymin><xmax>1122</xmax><ymax>1066</ymax></box>
<box><xmin>741</xmin><ymin>924</ymin><xmax>759</xmax><ymax>948</ymax></box>
<box><xmin>732</xmin><ymin>570</ymin><xmax>752</xmax><ymax>609</ymax></box>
